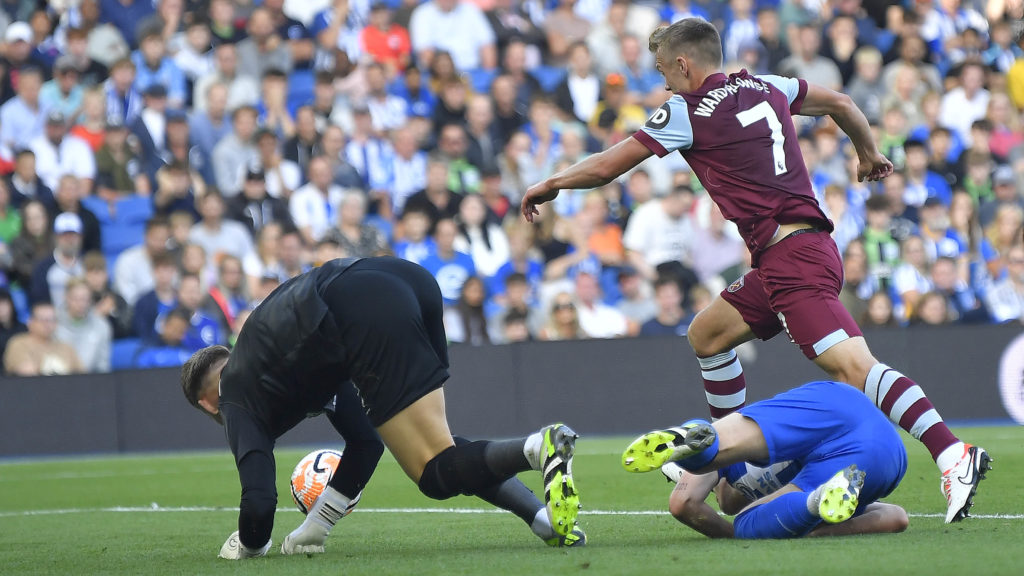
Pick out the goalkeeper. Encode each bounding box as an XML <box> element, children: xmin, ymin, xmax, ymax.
<box><xmin>182</xmin><ymin>257</ymin><xmax>583</xmax><ymax>559</ymax></box>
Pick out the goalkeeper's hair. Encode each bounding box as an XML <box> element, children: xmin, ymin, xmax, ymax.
<box><xmin>181</xmin><ymin>345</ymin><xmax>231</xmax><ymax>409</ymax></box>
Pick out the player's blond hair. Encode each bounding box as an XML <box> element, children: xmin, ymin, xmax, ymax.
<box><xmin>648</xmin><ymin>18</ymin><xmax>723</xmax><ymax>69</ymax></box>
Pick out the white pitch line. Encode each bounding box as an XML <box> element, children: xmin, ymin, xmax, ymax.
<box><xmin>0</xmin><ymin>506</ymin><xmax>1021</xmax><ymax>520</ymax></box>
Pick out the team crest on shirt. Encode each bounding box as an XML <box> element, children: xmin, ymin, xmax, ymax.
<box><xmin>727</xmin><ymin>276</ymin><xmax>745</xmax><ymax>293</ymax></box>
<box><xmin>645</xmin><ymin>103</ymin><xmax>671</xmax><ymax>130</ymax></box>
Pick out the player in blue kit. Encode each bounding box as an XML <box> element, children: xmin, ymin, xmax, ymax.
<box><xmin>624</xmin><ymin>381</ymin><xmax>912</xmax><ymax>539</ymax></box>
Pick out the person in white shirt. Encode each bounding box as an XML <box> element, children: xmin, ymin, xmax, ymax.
<box><xmin>409</xmin><ymin>0</ymin><xmax>497</xmax><ymax>72</ymax></box>
<box><xmin>114</xmin><ymin>217</ymin><xmax>171</xmax><ymax>306</ymax></box>
<box><xmin>0</xmin><ymin>66</ymin><xmax>46</xmax><ymax>162</ymax></box>
<box><xmin>985</xmin><ymin>244</ymin><xmax>1024</xmax><ymax>323</ymax></box>
<box><xmin>622</xmin><ymin>184</ymin><xmax>696</xmax><ymax>282</ymax></box>
<box><xmin>574</xmin><ymin>270</ymin><xmax>629</xmax><ymax>338</ymax></box>
<box><xmin>453</xmin><ymin>194</ymin><xmax>510</xmax><ymax>278</ymax></box>
<box><xmin>56</xmin><ymin>278</ymin><xmax>112</xmax><ymax>373</ymax></box>
<box><xmin>289</xmin><ymin>156</ymin><xmax>347</xmax><ymax>245</ymax></box>
<box><xmin>29</xmin><ymin>111</ymin><xmax>97</xmax><ymax>191</ymax></box>
<box><xmin>188</xmin><ymin>190</ymin><xmax>256</xmax><ymax>264</ymax></box>
<box><xmin>939</xmin><ymin>62</ymin><xmax>990</xmax><ymax>146</ymax></box>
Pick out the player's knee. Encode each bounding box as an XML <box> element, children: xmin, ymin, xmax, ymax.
<box><xmin>667</xmin><ymin>491</ymin><xmax>692</xmax><ymax>523</ymax></box>
<box><xmin>888</xmin><ymin>507</ymin><xmax>910</xmax><ymax>533</ymax></box>
<box><xmin>418</xmin><ymin>447</ymin><xmax>460</xmax><ymax>500</ymax></box>
<box><xmin>238</xmin><ymin>488</ymin><xmax>277</xmax><ymax>542</ymax></box>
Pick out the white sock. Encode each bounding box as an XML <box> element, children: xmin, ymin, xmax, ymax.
<box><xmin>530</xmin><ymin>508</ymin><xmax>556</xmax><ymax>540</ymax></box>
<box><xmin>805</xmin><ymin>487</ymin><xmax>822</xmax><ymax>517</ymax></box>
<box><xmin>936</xmin><ymin>442</ymin><xmax>966</xmax><ymax>473</ymax></box>
<box><xmin>523</xmin><ymin>432</ymin><xmax>543</xmax><ymax>471</ymax></box>
<box><xmin>303</xmin><ymin>487</ymin><xmax>354</xmax><ymax>534</ymax></box>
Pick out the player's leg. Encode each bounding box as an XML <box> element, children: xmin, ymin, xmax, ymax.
<box><xmin>283</xmin><ymin>385</ymin><xmax>385</xmax><ymax>555</ymax></box>
<box><xmin>623</xmin><ymin>412</ymin><xmax>768</xmax><ymax>474</ymax></box>
<box><xmin>807</xmin><ymin>502</ymin><xmax>909</xmax><ymax>537</ymax></box>
<box><xmin>376</xmin><ymin>388</ymin><xmax>582</xmax><ymax>538</ymax></box>
<box><xmin>764</xmin><ymin>231</ymin><xmax>990</xmax><ymax>523</ymax></box>
<box><xmin>689</xmin><ymin>271</ymin><xmax>782</xmax><ymax>420</ymax></box>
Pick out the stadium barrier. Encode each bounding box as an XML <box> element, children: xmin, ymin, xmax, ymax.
<box><xmin>1</xmin><ymin>324</ymin><xmax>1021</xmax><ymax>457</ymax></box>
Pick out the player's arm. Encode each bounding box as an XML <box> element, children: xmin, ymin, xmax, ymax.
<box><xmin>797</xmin><ymin>83</ymin><xmax>893</xmax><ymax>183</ymax></box>
<box><xmin>668</xmin><ymin>471</ymin><xmax>735</xmax><ymax>539</ymax></box>
<box><xmin>806</xmin><ymin>502</ymin><xmax>909</xmax><ymax>537</ymax></box>
<box><xmin>219</xmin><ymin>409</ymin><xmax>278</xmax><ymax>559</ymax></box>
<box><xmin>521</xmin><ymin>137</ymin><xmax>652</xmax><ymax>222</ymax></box>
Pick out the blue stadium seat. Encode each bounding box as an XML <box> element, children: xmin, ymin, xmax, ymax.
<box><xmin>287</xmin><ymin>69</ymin><xmax>315</xmax><ymax>114</ymax></box>
<box><xmin>530</xmin><ymin>66</ymin><xmax>566</xmax><ymax>93</ymax></box>
<box><xmin>467</xmin><ymin>68</ymin><xmax>498</xmax><ymax>94</ymax></box>
<box><xmin>110</xmin><ymin>338</ymin><xmax>143</xmax><ymax>371</ymax></box>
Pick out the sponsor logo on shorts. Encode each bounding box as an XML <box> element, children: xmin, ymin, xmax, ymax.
<box><xmin>645</xmin><ymin>103</ymin><xmax>671</xmax><ymax>130</ymax></box>
<box><xmin>727</xmin><ymin>276</ymin><xmax>745</xmax><ymax>293</ymax></box>
<box><xmin>998</xmin><ymin>333</ymin><xmax>1024</xmax><ymax>424</ymax></box>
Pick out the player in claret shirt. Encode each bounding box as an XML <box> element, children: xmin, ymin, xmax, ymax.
<box><xmin>521</xmin><ymin>17</ymin><xmax>989</xmax><ymax>524</ymax></box>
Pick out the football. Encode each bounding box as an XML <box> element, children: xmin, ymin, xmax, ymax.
<box><xmin>290</xmin><ymin>449</ymin><xmax>343</xmax><ymax>514</ymax></box>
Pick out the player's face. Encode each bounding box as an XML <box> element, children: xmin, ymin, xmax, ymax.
<box><xmin>655</xmin><ymin>49</ymin><xmax>688</xmax><ymax>93</ymax></box>
<box><xmin>197</xmin><ymin>357</ymin><xmax>229</xmax><ymax>424</ymax></box>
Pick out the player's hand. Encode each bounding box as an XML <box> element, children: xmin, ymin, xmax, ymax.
<box><xmin>857</xmin><ymin>152</ymin><xmax>893</xmax><ymax>182</ymax></box>
<box><xmin>218</xmin><ymin>531</ymin><xmax>271</xmax><ymax>560</ymax></box>
<box><xmin>521</xmin><ymin>181</ymin><xmax>560</xmax><ymax>223</ymax></box>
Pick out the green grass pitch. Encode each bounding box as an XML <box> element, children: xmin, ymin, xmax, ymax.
<box><xmin>1</xmin><ymin>427</ymin><xmax>1021</xmax><ymax>576</ymax></box>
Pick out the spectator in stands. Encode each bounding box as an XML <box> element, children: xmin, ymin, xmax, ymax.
<box><xmin>132</xmin><ymin>251</ymin><xmax>177</xmax><ymax>342</ymax></box>
<box><xmin>192</xmin><ymin>43</ymin><xmax>259</xmax><ymax>113</ymax></box>
<box><xmin>82</xmin><ymin>251</ymin><xmax>133</xmax><ymax>339</ymax></box>
<box><xmin>283</xmin><ymin>105</ymin><xmax>320</xmax><ymax>170</ymax></box>
<box><xmin>67</xmin><ymin>88</ymin><xmax>106</xmax><ymax>153</ymax></box>
<box><xmin>40</xmin><ymin>56</ymin><xmax>85</xmax><ymax>121</ymax></box>
<box><xmin>465</xmin><ymin>94</ymin><xmax>501</xmax><ymax>174</ymax></box>
<box><xmin>98</xmin><ymin>0</ymin><xmax>156</xmax><ymax>50</ymax></box>
<box><xmin>893</xmin><ymin>234</ymin><xmax>935</xmax><ymax>321</ymax></box>
<box><xmin>51</xmin><ymin>175</ymin><xmax>101</xmax><ymax>255</ymax></box>
<box><xmin>404</xmin><ymin>155</ymin><xmax>464</xmax><ymax>228</ymax></box>
<box><xmin>172</xmin><ymin>17</ymin><xmax>215</xmax><ymax>89</ymax></box>
<box><xmin>444</xmin><ymin>274</ymin><xmax>490</xmax><ymax>345</ymax></box>
<box><xmin>114</xmin><ymin>217</ymin><xmax>170</xmax><ymax>306</ymax></box>
<box><xmin>839</xmin><ymin>239</ymin><xmax>872</xmax><ymax>321</ymax></box>
<box><xmin>0</xmin><ymin>283</ymin><xmax>24</xmax><ymax>350</ymax></box>
<box><xmin>5</xmin><ymin>149</ymin><xmax>55</xmax><ymax>210</ymax></box>
<box><xmin>496</xmin><ymin>40</ymin><xmax>541</xmax><ymax>115</ymax></box>
<box><xmin>128</xmin><ymin>83</ymin><xmax>171</xmax><ymax>179</ymax></box>
<box><xmin>963</xmin><ymin>149</ymin><xmax>995</xmax><ymax>211</ymax></box>
<box><xmin>639</xmin><ymin>275</ymin><xmax>688</xmax><ymax>337</ymax></box>
<box><xmin>3</xmin><ymin>302</ymin><xmax>83</xmax><ymax>376</ymax></box>
<box><xmin>0</xmin><ymin>65</ymin><xmax>45</xmax><ymax>161</ymax></box>
<box><xmin>501</xmin><ymin>308</ymin><xmax>532</xmax><ymax>343</ymax></box>
<box><xmin>779</xmin><ymin>23</ymin><xmax>842</xmax><ymax>91</ymax></box>
<box><xmin>324</xmin><ymin>192</ymin><xmax>388</xmax><ymax>258</ymax></box>
<box><xmin>573</xmin><ymin>269</ymin><xmax>629</xmax><ymax>338</ymax></box>
<box><xmin>8</xmin><ymin>200</ymin><xmax>52</xmax><ymax>288</ymax></box>
<box><xmin>909</xmin><ymin>291</ymin><xmax>952</xmax><ymax>327</ymax></box>
<box><xmin>212</xmin><ymin>105</ymin><xmax>259</xmax><ymax>197</ymax></box>
<box><xmin>883</xmin><ymin>31</ymin><xmax>941</xmax><ymax>94</ymax></box>
<box><xmin>497</xmin><ymin>130</ymin><xmax>537</xmax><ymax>206</ymax></box>
<box><xmin>986</xmin><ymin>243</ymin><xmax>1024</xmax><ymax>323</ymax></box>
<box><xmin>152</xmin><ymin>161</ymin><xmax>195</xmax><ymax>217</ymax></box>
<box><xmin>61</xmin><ymin>25</ymin><xmax>110</xmax><ymax>88</ymax></box>
<box><xmin>203</xmin><ymin>254</ymin><xmax>249</xmax><ymax>337</ymax></box>
<box><xmin>318</xmin><ymin>125</ymin><xmax>364</xmax><ymax>193</ymax></box>
<box><xmin>29</xmin><ymin>212</ymin><xmax>84</xmax><ymax>310</ymax></box>
<box><xmin>622</xmin><ymin>184</ymin><xmax>696</xmax><ymax>284</ymax></box>
<box><xmin>587</xmin><ymin>0</ymin><xmax>633</xmax><ymax>76</ymax></box>
<box><xmin>979</xmin><ymin>165</ymin><xmax>1024</xmax><ymax>228</ymax></box>
<box><xmin>175</xmin><ymin>272</ymin><xmax>222</xmax><ymax>349</ymax></box>
<box><xmin>265</xmin><ymin>229</ymin><xmax>309</xmax><ymax>282</ymax></box>
<box><xmin>132</xmin><ymin>24</ymin><xmax>186</xmax><ymax>109</ymax></box>
<box><xmin>940</xmin><ymin>62</ymin><xmax>990</xmax><ymax>147</ymax></box>
<box><xmin>861</xmin><ymin>291</ymin><xmax>899</xmax><ymax>328</ymax></box>
<box><xmin>616</xmin><ymin>266</ymin><xmax>656</xmax><ymax>330</ymax></box>
<box><xmin>489</xmin><ymin>271</ymin><xmax>542</xmax><ymax>343</ymax></box>
<box><xmin>486</xmin><ymin>0</ymin><xmax>544</xmax><ymax>58</ymax></box>
<box><xmin>361</xmin><ymin>1</ymin><xmax>412</xmax><ymax>77</ymax></box>
<box><xmin>437</xmin><ymin>123</ymin><xmax>481</xmax><ymax>196</ymax></box>
<box><xmin>983</xmin><ymin>204</ymin><xmax>1024</xmax><ymax>280</ymax></box>
<box><xmin>846</xmin><ymin>46</ymin><xmax>887</xmax><ymax>126</ymax></box>
<box><xmin>393</xmin><ymin>207</ymin><xmax>437</xmax><ymax>265</ymax></box>
<box><xmin>254</xmin><ymin>129</ymin><xmax>301</xmax><ymax>200</ymax></box>
<box><xmin>588</xmin><ymin>72</ymin><xmax>646</xmax><ymax>148</ymax></box>
<box><xmin>189</xmin><ymin>190</ymin><xmax>255</xmax><ymax>264</ymax></box>
<box><xmin>0</xmin><ymin>182</ymin><xmax>17</xmax><ymax>245</ymax></box>
<box><xmin>257</xmin><ymin>69</ymin><xmax>295</xmax><ymax>140</ymax></box>
<box><xmin>227</xmin><ymin>167</ymin><xmax>293</xmax><ymax>237</ymax></box>
<box><xmin>490</xmin><ymin>75</ymin><xmax>527</xmax><ymax>146</ymax></box>
<box><xmin>94</xmin><ymin>114</ymin><xmax>147</xmax><ymax>197</ymax></box>
<box><xmin>410</xmin><ymin>0</ymin><xmax>496</xmax><ymax>72</ymax></box>
<box><xmin>30</xmin><ymin>111</ymin><xmax>97</xmax><ymax>193</ymax></box>
<box><xmin>242</xmin><ymin>222</ymin><xmax>283</xmax><ymax>290</ymax></box>
<box><xmin>917</xmin><ymin>197</ymin><xmax>963</xmax><ymax>262</ymax></box>
<box><xmin>364</xmin><ymin>61</ymin><xmax>408</xmax><ymax>133</ymax></box>
<box><xmin>389</xmin><ymin>125</ymin><xmax>428</xmax><ymax>215</ymax></box>
<box><xmin>554</xmin><ymin>42</ymin><xmax>600</xmax><ymax>125</ymax></box>
<box><xmin>576</xmin><ymin>190</ymin><xmax>624</xmax><ymax>268</ymax></box>
<box><xmin>453</xmin><ymin>194</ymin><xmax>509</xmax><ymax>278</ymax></box>
<box><xmin>263</xmin><ymin>0</ymin><xmax>315</xmax><ymax>69</ymax></box>
<box><xmin>290</xmin><ymin>156</ymin><xmax>347</xmax><ymax>245</ymax></box>
<box><xmin>104</xmin><ymin>58</ymin><xmax>143</xmax><ymax>124</ymax></box>
<box><xmin>56</xmin><ymin>278</ymin><xmax>112</xmax><ymax>373</ymax></box>
<box><xmin>421</xmin><ymin>217</ymin><xmax>476</xmax><ymax>305</ymax></box>
<box><xmin>133</xmin><ymin>306</ymin><xmax>194</xmax><ymax>368</ymax></box>
<box><xmin>538</xmin><ymin>291</ymin><xmax>586</xmax><ymax>341</ymax></box>
<box><xmin>543</xmin><ymin>0</ymin><xmax>591</xmax><ymax>66</ymax></box>
<box><xmin>189</xmin><ymin>82</ymin><xmax>232</xmax><ymax>159</ymax></box>
<box><xmin>228</xmin><ymin>307</ymin><xmax>251</xmax><ymax>348</ymax></box>
<box><xmin>345</xmin><ymin>105</ymin><xmax>394</xmax><ymax>192</ymax></box>
<box><xmin>930</xmin><ymin>255</ymin><xmax>987</xmax><ymax>323</ymax></box>
<box><xmin>431</xmin><ymin>77</ymin><xmax>468</xmax><ymax>138</ymax></box>
<box><xmin>237</xmin><ymin>7</ymin><xmax>293</xmax><ymax>79</ymax></box>
<box><xmin>821</xmin><ymin>14</ymin><xmax>859</xmax><ymax>86</ymax></box>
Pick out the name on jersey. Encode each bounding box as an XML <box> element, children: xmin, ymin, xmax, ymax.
<box><xmin>693</xmin><ymin>77</ymin><xmax>770</xmax><ymax>118</ymax></box>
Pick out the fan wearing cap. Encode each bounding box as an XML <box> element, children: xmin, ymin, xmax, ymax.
<box><xmin>28</xmin><ymin>212</ymin><xmax>85</xmax><ymax>312</ymax></box>
<box><xmin>94</xmin><ymin>114</ymin><xmax>147</xmax><ymax>197</ymax></box>
<box><xmin>0</xmin><ymin>21</ymin><xmax>48</xmax><ymax>99</ymax></box>
<box><xmin>40</xmin><ymin>56</ymin><xmax>84</xmax><ymax>120</ymax></box>
<box><xmin>979</xmin><ymin>165</ymin><xmax>1024</xmax><ymax>227</ymax></box>
<box><xmin>28</xmin><ymin>109</ymin><xmax>97</xmax><ymax>192</ymax></box>
<box><xmin>0</xmin><ymin>66</ymin><xmax>46</xmax><ymax>161</ymax></box>
<box><xmin>588</xmin><ymin>72</ymin><xmax>647</xmax><ymax>146</ymax></box>
<box><xmin>227</xmin><ymin>166</ymin><xmax>294</xmax><ymax>236</ymax></box>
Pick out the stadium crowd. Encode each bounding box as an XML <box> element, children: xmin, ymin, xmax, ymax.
<box><xmin>0</xmin><ymin>0</ymin><xmax>1023</xmax><ymax>376</ymax></box>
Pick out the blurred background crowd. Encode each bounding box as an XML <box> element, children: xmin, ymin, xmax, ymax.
<box><xmin>0</xmin><ymin>0</ymin><xmax>1022</xmax><ymax>376</ymax></box>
